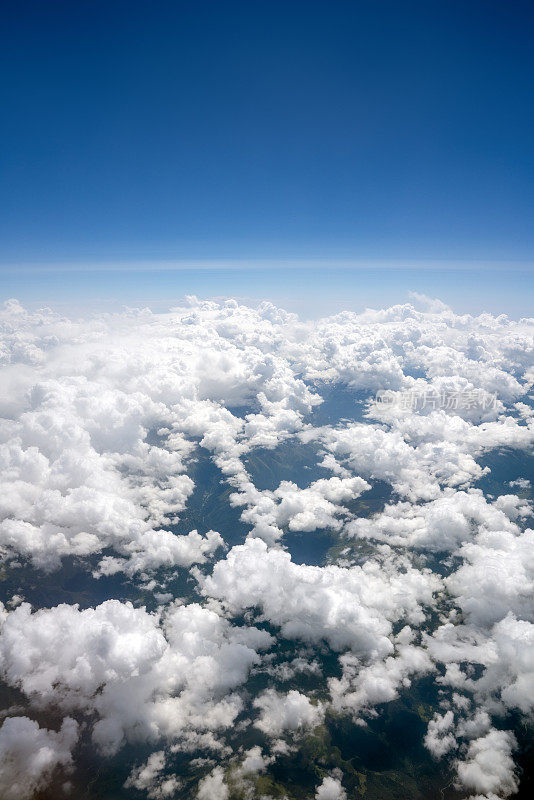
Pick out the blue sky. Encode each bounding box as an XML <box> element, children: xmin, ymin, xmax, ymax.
<box><xmin>1</xmin><ymin>0</ymin><xmax>533</xmax><ymax>314</ymax></box>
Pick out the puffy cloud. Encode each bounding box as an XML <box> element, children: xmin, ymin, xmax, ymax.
<box><xmin>196</xmin><ymin>766</ymin><xmax>228</xmax><ymax>800</ymax></box>
<box><xmin>2</xmin><ymin>296</ymin><xmax>532</xmax><ymax>571</ymax></box>
<box><xmin>231</xmin><ymin>475</ymin><xmax>370</xmax><ymax>545</ymax></box>
<box><xmin>1</xmin><ymin>296</ymin><xmax>533</xmax><ymax>796</ymax></box>
<box><xmin>0</xmin><ymin>397</ymin><xmax>225</xmax><ymax>573</ymax></box>
<box><xmin>423</xmin><ymin>616</ymin><xmax>533</xmax><ymax>799</ymax></box>
<box><xmin>424</xmin><ymin>710</ymin><xmax>456</xmax><ymax>758</ymax></box>
<box><xmin>306</xmin><ymin>423</ymin><xmax>481</xmax><ymax>502</ymax></box>
<box><xmin>509</xmin><ymin>477</ymin><xmax>531</xmax><ymax>490</ymax></box>
<box><xmin>429</xmin><ymin>615</ymin><xmax>534</xmax><ymax>718</ymax></box>
<box><xmin>237</xmin><ymin>745</ymin><xmax>272</xmax><ymax>775</ymax></box>
<box><xmin>265</xmin><ymin>656</ymin><xmax>321</xmax><ymax>682</ymax></box>
<box><xmin>289</xmin><ymin>298</ymin><xmax>532</xmax><ymax>408</ymax></box>
<box><xmin>456</xmin><ymin>710</ymin><xmax>492</xmax><ymax>740</ymax></box>
<box><xmin>346</xmin><ymin>489</ymin><xmax>531</xmax><ymax>552</ymax></box>
<box><xmin>0</xmin><ymin>299</ymin><xmax>320</xmax><ymax>573</ymax></box>
<box><xmin>218</xmin><ymin>745</ymin><xmax>277</xmax><ymax>799</ymax></box>
<box><xmin>0</xmin><ymin>715</ymin><xmax>78</xmax><ymax>800</ymax></box>
<box><xmin>254</xmin><ymin>689</ymin><xmax>324</xmax><ymax>737</ymax></box>
<box><xmin>330</xmin><ymin>636</ymin><xmax>434</xmax><ymax>715</ymax></box>
<box><xmin>314</xmin><ymin>774</ymin><xmax>347</xmax><ymax>800</ymax></box>
<box><xmin>198</xmin><ymin>540</ymin><xmax>442</xmax><ymax>727</ymax></box>
<box><xmin>456</xmin><ymin>730</ymin><xmax>518</xmax><ymax>798</ymax></box>
<box><xmin>124</xmin><ymin>751</ymin><xmax>181</xmax><ymax>799</ymax></box>
<box><xmin>0</xmin><ymin>600</ymin><xmax>272</xmax><ymax>756</ymax></box>
<box><xmin>306</xmin><ymin>411</ymin><xmax>533</xmax><ymax>502</ymax></box>
<box><xmin>199</xmin><ymin>538</ymin><xmax>440</xmax><ymax>658</ymax></box>
<box><xmin>446</xmin><ymin>529</ymin><xmax>534</xmax><ymax>627</ymax></box>
<box><xmin>95</xmin><ymin>528</ymin><xmax>223</xmax><ymax>577</ymax></box>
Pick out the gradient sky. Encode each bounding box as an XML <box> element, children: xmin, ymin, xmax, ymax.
<box><xmin>1</xmin><ymin>1</ymin><xmax>533</xmax><ymax>313</ymax></box>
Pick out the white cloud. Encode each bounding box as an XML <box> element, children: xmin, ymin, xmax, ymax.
<box><xmin>230</xmin><ymin>475</ymin><xmax>370</xmax><ymax>545</ymax></box>
<box><xmin>0</xmin><ymin>715</ymin><xmax>78</xmax><ymax>800</ymax></box>
<box><xmin>199</xmin><ymin>538</ymin><xmax>439</xmax><ymax>657</ymax></box>
<box><xmin>124</xmin><ymin>751</ymin><xmax>181</xmax><ymax>799</ymax></box>
<box><xmin>237</xmin><ymin>745</ymin><xmax>272</xmax><ymax>775</ymax></box>
<box><xmin>0</xmin><ymin>298</ymin><xmax>320</xmax><ymax>573</ymax></box>
<box><xmin>1</xmin><ymin>296</ymin><xmax>533</xmax><ymax>796</ymax></box>
<box><xmin>196</xmin><ymin>766</ymin><xmax>228</xmax><ymax>800</ymax></box>
<box><xmin>254</xmin><ymin>689</ymin><xmax>324</xmax><ymax>737</ymax></box>
<box><xmin>424</xmin><ymin>710</ymin><xmax>456</xmax><ymax>758</ymax></box>
<box><xmin>330</xmin><ymin>637</ymin><xmax>434</xmax><ymax>716</ymax></box>
<box><xmin>314</xmin><ymin>774</ymin><xmax>347</xmax><ymax>799</ymax></box>
<box><xmin>0</xmin><ymin>600</ymin><xmax>272</xmax><ymax>757</ymax></box>
<box><xmin>346</xmin><ymin>489</ymin><xmax>531</xmax><ymax>552</ymax></box>
<box><xmin>446</xmin><ymin>529</ymin><xmax>534</xmax><ymax>627</ymax></box>
<box><xmin>509</xmin><ymin>477</ymin><xmax>531</xmax><ymax>490</ymax></box>
<box><xmin>456</xmin><ymin>730</ymin><xmax>518</xmax><ymax>798</ymax></box>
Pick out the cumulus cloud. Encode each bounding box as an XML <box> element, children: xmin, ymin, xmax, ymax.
<box><xmin>0</xmin><ymin>395</ymin><xmax>223</xmax><ymax>573</ymax></box>
<box><xmin>446</xmin><ymin>528</ymin><xmax>534</xmax><ymax>627</ymax></box>
<box><xmin>330</xmin><ymin>633</ymin><xmax>434</xmax><ymax>716</ymax></box>
<box><xmin>198</xmin><ymin>539</ymin><xmax>443</xmax><ymax>723</ymax></box>
<box><xmin>346</xmin><ymin>489</ymin><xmax>531</xmax><ymax>552</ymax></box>
<box><xmin>234</xmin><ymin>745</ymin><xmax>271</xmax><ymax>775</ymax></box>
<box><xmin>0</xmin><ymin>298</ymin><xmax>320</xmax><ymax>573</ymax></box>
<box><xmin>0</xmin><ymin>600</ymin><xmax>272</xmax><ymax>756</ymax></box>
<box><xmin>0</xmin><ymin>715</ymin><xmax>78</xmax><ymax>800</ymax></box>
<box><xmin>230</xmin><ymin>475</ymin><xmax>370</xmax><ymax>545</ymax></box>
<box><xmin>424</xmin><ymin>710</ymin><xmax>456</xmax><ymax>758</ymax></box>
<box><xmin>254</xmin><ymin>689</ymin><xmax>324</xmax><ymax>737</ymax></box>
<box><xmin>196</xmin><ymin>766</ymin><xmax>228</xmax><ymax>800</ymax></box>
<box><xmin>306</xmin><ymin>412</ymin><xmax>533</xmax><ymax>502</ymax></box>
<box><xmin>124</xmin><ymin>751</ymin><xmax>181</xmax><ymax>799</ymax></box>
<box><xmin>456</xmin><ymin>730</ymin><xmax>518</xmax><ymax>798</ymax></box>
<box><xmin>198</xmin><ymin>538</ymin><xmax>439</xmax><ymax>658</ymax></box>
<box><xmin>1</xmin><ymin>296</ymin><xmax>533</xmax><ymax>797</ymax></box>
<box><xmin>314</xmin><ymin>774</ymin><xmax>347</xmax><ymax>800</ymax></box>
<box><xmin>428</xmin><ymin>614</ymin><xmax>534</xmax><ymax>717</ymax></box>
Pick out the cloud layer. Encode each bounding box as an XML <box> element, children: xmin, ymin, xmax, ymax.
<box><xmin>0</xmin><ymin>295</ymin><xmax>532</xmax><ymax>798</ymax></box>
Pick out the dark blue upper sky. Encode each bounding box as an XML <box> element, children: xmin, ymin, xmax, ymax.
<box><xmin>2</xmin><ymin>0</ymin><xmax>534</xmax><ymax>264</ymax></box>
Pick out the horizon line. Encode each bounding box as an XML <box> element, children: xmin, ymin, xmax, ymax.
<box><xmin>1</xmin><ymin>257</ymin><xmax>534</xmax><ymax>273</ymax></box>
